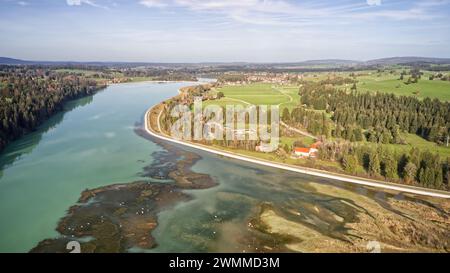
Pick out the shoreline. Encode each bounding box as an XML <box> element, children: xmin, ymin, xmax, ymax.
<box><xmin>107</xmin><ymin>79</ymin><xmax>200</xmax><ymax>86</ymax></box>
<box><xmin>144</xmin><ymin>89</ymin><xmax>450</xmax><ymax>199</ymax></box>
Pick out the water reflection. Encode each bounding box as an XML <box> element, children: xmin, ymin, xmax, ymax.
<box><xmin>0</xmin><ymin>95</ymin><xmax>94</xmax><ymax>179</ymax></box>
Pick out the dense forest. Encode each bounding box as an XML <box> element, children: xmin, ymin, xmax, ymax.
<box><xmin>319</xmin><ymin>141</ymin><xmax>449</xmax><ymax>190</ymax></box>
<box><xmin>0</xmin><ymin>66</ymin><xmax>106</xmax><ymax>152</ymax></box>
<box><xmin>122</xmin><ymin>69</ymin><xmax>197</xmax><ymax>81</ymax></box>
<box><xmin>282</xmin><ymin>107</ymin><xmax>333</xmax><ymax>138</ymax></box>
<box><xmin>281</xmin><ymin>77</ymin><xmax>449</xmax><ymax>189</ymax></box>
<box><xmin>217</xmin><ymin>74</ymin><xmax>248</xmax><ymax>83</ymax></box>
<box><xmin>299</xmin><ymin>80</ymin><xmax>450</xmax><ymax>145</ymax></box>
<box><xmin>281</xmin><ymin>104</ymin><xmax>449</xmax><ymax>189</ymax></box>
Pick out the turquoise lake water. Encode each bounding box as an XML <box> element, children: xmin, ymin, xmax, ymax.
<box><xmin>0</xmin><ymin>82</ymin><xmax>189</xmax><ymax>252</ymax></box>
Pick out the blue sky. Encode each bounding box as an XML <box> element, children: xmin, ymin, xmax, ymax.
<box><xmin>0</xmin><ymin>0</ymin><xmax>449</xmax><ymax>62</ymax></box>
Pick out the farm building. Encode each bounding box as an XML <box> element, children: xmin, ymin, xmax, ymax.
<box><xmin>293</xmin><ymin>142</ymin><xmax>321</xmax><ymax>158</ymax></box>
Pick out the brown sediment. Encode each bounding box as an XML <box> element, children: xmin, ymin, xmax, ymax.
<box><xmin>143</xmin><ymin>134</ymin><xmax>219</xmax><ymax>190</ymax></box>
<box><xmin>30</xmin><ymin>140</ymin><xmax>217</xmax><ymax>253</ymax></box>
<box><xmin>247</xmin><ymin>183</ymin><xmax>450</xmax><ymax>253</ymax></box>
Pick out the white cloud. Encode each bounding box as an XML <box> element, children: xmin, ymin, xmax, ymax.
<box><xmin>138</xmin><ymin>0</ymin><xmax>341</xmax><ymax>26</ymax></box>
<box><xmin>140</xmin><ymin>0</ymin><xmax>301</xmax><ymax>14</ymax></box>
<box><xmin>67</xmin><ymin>0</ymin><xmax>83</xmax><ymax>5</ymax></box>
<box><xmin>173</xmin><ymin>0</ymin><xmax>303</xmax><ymax>15</ymax></box>
<box><xmin>66</xmin><ymin>0</ymin><xmax>107</xmax><ymax>9</ymax></box>
<box><xmin>138</xmin><ymin>0</ymin><xmax>448</xmax><ymax>26</ymax></box>
<box><xmin>366</xmin><ymin>0</ymin><xmax>381</xmax><ymax>6</ymax></box>
<box><xmin>175</xmin><ymin>0</ymin><xmax>261</xmax><ymax>11</ymax></box>
<box><xmin>139</xmin><ymin>0</ymin><xmax>167</xmax><ymax>8</ymax></box>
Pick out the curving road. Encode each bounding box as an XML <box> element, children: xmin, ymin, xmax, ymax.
<box><xmin>145</xmin><ymin>106</ymin><xmax>450</xmax><ymax>199</ymax></box>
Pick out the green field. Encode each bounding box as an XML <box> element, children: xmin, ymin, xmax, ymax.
<box><xmin>211</xmin><ymin>83</ymin><xmax>301</xmax><ymax>110</ymax></box>
<box><xmin>297</xmin><ymin>70</ymin><xmax>450</xmax><ymax>101</ymax></box>
<box><xmin>355</xmin><ymin>72</ymin><xmax>450</xmax><ymax>101</ymax></box>
<box><xmin>202</xmin><ymin>79</ymin><xmax>450</xmax><ymax>161</ymax></box>
<box><xmin>276</xmin><ymin>86</ymin><xmax>301</xmax><ymax>110</ymax></box>
<box><xmin>359</xmin><ymin>133</ymin><xmax>450</xmax><ymax>159</ymax></box>
<box><xmin>202</xmin><ymin>97</ymin><xmax>248</xmax><ymax>108</ymax></box>
<box><xmin>280</xmin><ymin>136</ymin><xmax>315</xmax><ymax>148</ymax></box>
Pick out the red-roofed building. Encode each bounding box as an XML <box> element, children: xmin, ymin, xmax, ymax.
<box><xmin>294</xmin><ymin>148</ymin><xmax>312</xmax><ymax>157</ymax></box>
<box><xmin>294</xmin><ymin>143</ymin><xmax>320</xmax><ymax>158</ymax></box>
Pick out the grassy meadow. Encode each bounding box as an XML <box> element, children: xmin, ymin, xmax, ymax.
<box><xmin>209</xmin><ymin>83</ymin><xmax>301</xmax><ymax>110</ymax></box>
<box><xmin>206</xmin><ymin>79</ymin><xmax>450</xmax><ymax>159</ymax></box>
<box><xmin>298</xmin><ymin>70</ymin><xmax>450</xmax><ymax>101</ymax></box>
<box><xmin>362</xmin><ymin>133</ymin><xmax>450</xmax><ymax>159</ymax></box>
<box><xmin>355</xmin><ymin>72</ymin><xmax>450</xmax><ymax>101</ymax></box>
<box><xmin>280</xmin><ymin>136</ymin><xmax>315</xmax><ymax>148</ymax></box>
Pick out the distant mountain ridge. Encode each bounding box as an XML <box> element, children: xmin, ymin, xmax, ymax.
<box><xmin>297</xmin><ymin>59</ymin><xmax>361</xmax><ymax>65</ymax></box>
<box><xmin>365</xmin><ymin>57</ymin><xmax>450</xmax><ymax>66</ymax></box>
<box><xmin>1</xmin><ymin>56</ymin><xmax>450</xmax><ymax>67</ymax></box>
<box><xmin>0</xmin><ymin>57</ymin><xmax>157</xmax><ymax>66</ymax></box>
<box><xmin>0</xmin><ymin>57</ymin><xmax>36</xmax><ymax>65</ymax></box>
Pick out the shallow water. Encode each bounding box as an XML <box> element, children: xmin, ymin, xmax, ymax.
<box><xmin>0</xmin><ymin>82</ymin><xmax>187</xmax><ymax>252</ymax></box>
<box><xmin>0</xmin><ymin>81</ymin><xmax>447</xmax><ymax>253</ymax></box>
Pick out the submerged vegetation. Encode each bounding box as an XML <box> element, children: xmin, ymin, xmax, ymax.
<box><xmin>31</xmin><ymin>137</ymin><xmax>217</xmax><ymax>253</ymax></box>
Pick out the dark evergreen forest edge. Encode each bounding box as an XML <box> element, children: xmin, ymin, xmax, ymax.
<box><xmin>285</xmin><ymin>86</ymin><xmax>449</xmax><ymax>189</ymax></box>
<box><xmin>0</xmin><ymin>66</ymin><xmax>107</xmax><ymax>152</ymax></box>
<box><xmin>0</xmin><ymin>64</ymin><xmax>201</xmax><ymax>153</ymax></box>
<box><xmin>277</xmin><ymin>75</ymin><xmax>449</xmax><ymax>190</ymax></box>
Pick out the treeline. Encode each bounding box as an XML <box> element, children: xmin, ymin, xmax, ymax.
<box><xmin>399</xmin><ymin>68</ymin><xmax>423</xmax><ymax>84</ymax></box>
<box><xmin>217</xmin><ymin>74</ymin><xmax>248</xmax><ymax>83</ymax></box>
<box><xmin>429</xmin><ymin>73</ymin><xmax>450</xmax><ymax>81</ymax></box>
<box><xmin>319</xmin><ymin>76</ymin><xmax>356</xmax><ymax>86</ymax></box>
<box><xmin>300</xmin><ymin>83</ymin><xmax>450</xmax><ymax>145</ymax></box>
<box><xmin>122</xmin><ymin>69</ymin><xmax>197</xmax><ymax>81</ymax></box>
<box><xmin>58</xmin><ymin>69</ymin><xmax>121</xmax><ymax>81</ymax></box>
<box><xmin>407</xmin><ymin>62</ymin><xmax>450</xmax><ymax>72</ymax></box>
<box><xmin>0</xmin><ymin>66</ymin><xmax>106</xmax><ymax>152</ymax></box>
<box><xmin>282</xmin><ymin>107</ymin><xmax>332</xmax><ymax>138</ymax></box>
<box><xmin>319</xmin><ymin>141</ymin><xmax>449</xmax><ymax>190</ymax></box>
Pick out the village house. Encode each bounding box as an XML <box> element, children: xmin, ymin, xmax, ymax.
<box><xmin>294</xmin><ymin>147</ymin><xmax>314</xmax><ymax>158</ymax></box>
<box><xmin>293</xmin><ymin>141</ymin><xmax>322</xmax><ymax>158</ymax></box>
<box><xmin>223</xmin><ymin>72</ymin><xmax>304</xmax><ymax>86</ymax></box>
